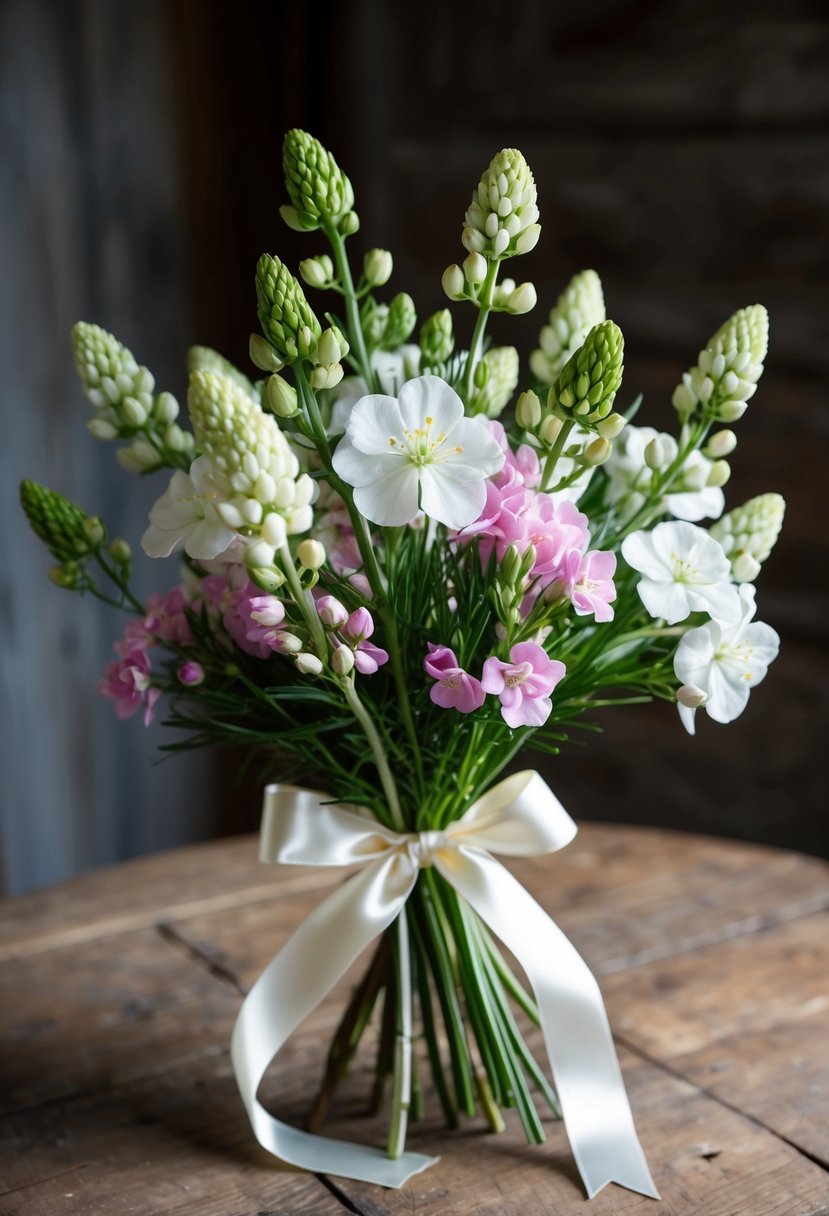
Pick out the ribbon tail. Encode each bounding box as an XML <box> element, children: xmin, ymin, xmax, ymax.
<box><xmin>437</xmin><ymin>848</ymin><xmax>660</xmax><ymax>1201</ymax></box>
<box><xmin>231</xmin><ymin>854</ymin><xmax>437</xmax><ymax>1187</ymax></box>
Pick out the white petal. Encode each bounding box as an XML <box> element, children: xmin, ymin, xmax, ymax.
<box><xmin>345</xmin><ymin>394</ymin><xmax>403</xmax><ymax>454</ymax></box>
<box><xmin>705</xmin><ymin>660</ymin><xmax>750</xmax><ymax>724</ymax></box>
<box><xmin>332</xmin><ymin>436</ymin><xmax>406</xmax><ymax>488</ymax></box>
<box><xmin>688</xmin><ymin>580</ymin><xmax>741</xmax><ymax>624</ymax></box>
<box><xmin>440</xmin><ymin>417</ymin><xmax>505</xmax><ymax>479</ymax></box>
<box><xmin>141</xmin><ymin>520</ymin><xmax>188</xmax><ymax>559</ymax></box>
<box><xmin>621</xmin><ymin>532</ymin><xmax>667</xmax><ymax>581</ymax></box>
<box><xmin>398</xmin><ymin>375</ymin><xmax>464</xmax><ymax>434</ymax></box>
<box><xmin>666</xmin><ymin>486</ymin><xmax>725</xmax><ymax>522</ymax></box>
<box><xmin>674</xmin><ymin>623</ymin><xmax>718</xmax><ymax>687</ymax></box>
<box><xmin>638</xmin><ymin>579</ymin><xmax>691</xmax><ymax>624</ymax></box>
<box><xmin>419</xmin><ymin>467</ymin><xmax>487</xmax><ymax>530</ymax></box>
<box><xmin>677</xmin><ymin>702</ymin><xmax>697</xmax><ymax>735</ymax></box>
<box><xmin>353</xmin><ymin>465</ymin><xmax>420</xmax><ymax>526</ymax></box>
<box><xmin>184</xmin><ymin>518</ymin><xmax>239</xmax><ymax>560</ymax></box>
<box><xmin>744</xmin><ymin>621</ymin><xmax>780</xmax><ymax>670</ymax></box>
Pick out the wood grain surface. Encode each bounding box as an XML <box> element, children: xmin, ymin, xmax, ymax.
<box><xmin>2</xmin><ymin>823</ymin><xmax>828</xmax><ymax>1214</ymax></box>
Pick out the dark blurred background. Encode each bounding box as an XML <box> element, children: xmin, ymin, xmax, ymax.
<box><xmin>2</xmin><ymin>0</ymin><xmax>827</xmax><ymax>895</ymax></box>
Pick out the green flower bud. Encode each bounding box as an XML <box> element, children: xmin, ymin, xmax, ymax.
<box><xmin>317</xmin><ymin>326</ymin><xmax>349</xmax><ymax>368</ymax></box>
<box><xmin>595</xmin><ymin>411</ymin><xmax>626</xmax><ymax>440</ymax></box>
<box><xmin>331</xmin><ymin>645</ymin><xmax>355</xmax><ymax>677</ymax></box>
<box><xmin>256</xmin><ymin>254</ymin><xmax>322</xmax><ymax>365</ymax></box>
<box><xmin>249</xmin><ymin>333</ymin><xmax>285</xmax><ymax>373</ymax></box>
<box><xmin>582</xmin><ymin>436</ymin><xmax>612</xmax><ymax>466</ymax></box>
<box><xmin>109</xmin><ymin>537</ymin><xmax>132</xmax><ymax>565</ymax></box>
<box><xmin>295</xmin><ymin>651</ymin><xmax>324</xmax><ymax>676</ymax></box>
<box><xmin>339</xmin><ymin>210</ymin><xmax>360</xmax><ymax>237</ymax></box>
<box><xmin>539</xmin><ymin>414</ymin><xmax>564</xmax><ymax>446</ymax></box>
<box><xmin>298</xmin><ymin>538</ymin><xmax>326</xmax><ymax>570</ymax></box>
<box><xmin>71</xmin><ymin>322</ymin><xmax>162</xmax><ymax>438</ymax></box>
<box><xmin>86</xmin><ymin>417</ymin><xmax>119</xmax><ymax>441</ymax></box>
<box><xmin>299</xmin><ymin>254</ymin><xmax>335</xmax><ymax>290</ymax></box>
<box><xmin>710</xmin><ymin>492</ymin><xmax>785</xmax><ymax>581</ymax></box>
<box><xmin>463</xmin><ymin>251</ymin><xmax>487</xmax><ymax>285</ymax></box>
<box><xmin>505</xmin><ymin>282</ymin><xmax>537</xmax><ymax>315</ymax></box>
<box><xmin>515</xmin><ymin>389</ymin><xmax>542</xmax><ymax>430</ymax></box>
<box><xmin>470</xmin><ymin>347</ymin><xmax>520</xmax><ymax>418</ymax></box>
<box><xmin>263</xmin><ymin>374</ymin><xmax>299</xmax><ymax>418</ymax></box>
<box><xmin>82</xmin><ymin>516</ymin><xmax>106</xmax><ymax>546</ymax></box>
<box><xmin>530</xmin><ymin>270</ymin><xmax>606</xmax><ymax>387</ymax></box>
<box><xmin>442</xmin><ymin>264</ymin><xmax>466</xmax><ymax>301</ymax></box>
<box><xmin>116</xmin><ymin>439</ymin><xmax>162</xmax><ymax>472</ymax></box>
<box><xmin>363</xmin><ymin>248</ymin><xmax>393</xmax><ymax>287</ymax></box>
<box><xmin>707</xmin><ymin>459</ymin><xmax>731</xmax><ymax>488</ymax></box>
<box><xmin>153</xmin><ymin>391</ymin><xmax>180</xmax><ymax>425</ymax></box>
<box><xmin>20</xmin><ymin>480</ymin><xmax>93</xmax><ymax>562</ymax></box>
<box><xmin>380</xmin><ymin>292</ymin><xmax>416</xmax><ymax>350</ymax></box>
<box><xmin>705</xmin><ymin>429</ymin><xmax>738</xmax><ymax>458</ymax></box>
<box><xmin>552</xmin><ymin>320</ymin><xmax>624</xmax><ymax>427</ymax></box>
<box><xmin>48</xmin><ymin>561</ymin><xmax>82</xmax><ymax>590</ymax></box>
<box><xmin>309</xmin><ymin>363</ymin><xmax>344</xmax><ymax>390</ymax></box>
<box><xmin>419</xmin><ymin>309</ymin><xmax>454</xmax><ymax>369</ymax></box>
<box><xmin>644</xmin><ymin>436</ymin><xmax>666</xmax><ymax>470</ymax></box>
<box><xmin>463</xmin><ymin>148</ymin><xmax>540</xmax><ymax>262</ymax></box>
<box><xmin>672</xmin><ymin>305</ymin><xmax>768</xmax><ymax>423</ymax></box>
<box><xmin>282</xmin><ymin>129</ymin><xmax>355</xmax><ymax>231</ymax></box>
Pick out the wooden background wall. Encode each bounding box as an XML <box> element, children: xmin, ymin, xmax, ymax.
<box><xmin>2</xmin><ymin>0</ymin><xmax>827</xmax><ymax>894</ymax></box>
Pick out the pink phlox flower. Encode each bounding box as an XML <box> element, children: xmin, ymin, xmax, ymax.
<box><xmin>340</xmin><ymin>607</ymin><xmax>389</xmax><ymax>674</ymax></box>
<box><xmin>178</xmin><ymin>660</ymin><xmax>205</xmax><ymax>687</ymax></box>
<box><xmin>423</xmin><ymin>643</ymin><xmax>485</xmax><ymax>713</ymax></box>
<box><xmin>143</xmin><ymin>587</ymin><xmax>196</xmax><ymax>647</ymax></box>
<box><xmin>480</xmin><ymin>641</ymin><xmax>566</xmax><ymax>729</ymax></box>
<box><xmin>203</xmin><ymin>576</ymin><xmax>282</xmax><ymax>658</ymax></box>
<box><xmin>98</xmin><ymin>646</ymin><xmax>160</xmax><ymax>726</ymax></box>
<box><xmin>571</xmin><ymin>550</ymin><xmax>617</xmax><ymax>622</ymax></box>
<box><xmin>237</xmin><ymin>593</ymin><xmax>291</xmax><ymax>653</ymax></box>
<box><xmin>486</xmin><ymin>421</ymin><xmax>541</xmax><ymax>490</ymax></box>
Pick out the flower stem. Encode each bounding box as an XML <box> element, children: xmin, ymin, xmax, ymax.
<box><xmin>340</xmin><ymin>678</ymin><xmax>405</xmax><ymax>830</ymax></box>
<box><xmin>540</xmin><ymin>419</ymin><xmax>575</xmax><ymax>492</ymax></box>
<box><xmin>387</xmin><ymin>914</ymin><xmax>413</xmax><ymax>1159</ymax></box>
<box><xmin>324</xmin><ymin>222</ymin><xmax>374</xmax><ymax>388</ymax></box>
<box><xmin>462</xmin><ymin>261</ymin><xmax>499</xmax><ymax>406</ymax></box>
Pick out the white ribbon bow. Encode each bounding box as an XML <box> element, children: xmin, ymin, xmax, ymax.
<box><xmin>231</xmin><ymin>770</ymin><xmax>658</xmax><ymax>1198</ymax></box>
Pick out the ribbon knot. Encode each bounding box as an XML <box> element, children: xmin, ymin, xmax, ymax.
<box><xmin>404</xmin><ymin>829</ymin><xmax>447</xmax><ymax>868</ymax></box>
<box><xmin>232</xmin><ymin>770</ymin><xmax>658</xmax><ymax>1199</ymax></box>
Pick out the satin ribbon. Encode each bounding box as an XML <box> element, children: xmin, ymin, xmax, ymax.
<box><xmin>231</xmin><ymin>771</ymin><xmax>659</xmax><ymax>1199</ymax></box>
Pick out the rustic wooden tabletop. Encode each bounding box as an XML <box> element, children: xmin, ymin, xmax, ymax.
<box><xmin>2</xmin><ymin>824</ymin><xmax>829</xmax><ymax>1215</ymax></box>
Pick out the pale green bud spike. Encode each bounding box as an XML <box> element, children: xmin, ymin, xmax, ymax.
<box><xmin>380</xmin><ymin>292</ymin><xmax>416</xmax><ymax>350</ymax></box>
<box><xmin>256</xmin><ymin>254</ymin><xmax>322</xmax><ymax>365</ymax></box>
<box><xmin>298</xmin><ymin>254</ymin><xmax>335</xmax><ymax>290</ymax></box>
<box><xmin>462</xmin><ymin>148</ymin><xmax>540</xmax><ymax>262</ymax></box>
<box><xmin>710</xmin><ymin>492</ymin><xmax>785</xmax><ymax>581</ymax></box>
<box><xmin>530</xmin><ymin>270</ymin><xmax>606</xmax><ymax>387</ymax></box>
<box><xmin>420</xmin><ymin>309</ymin><xmax>454</xmax><ymax>369</ymax></box>
<box><xmin>553</xmin><ymin>320</ymin><xmax>624</xmax><ymax>427</ymax></box>
<box><xmin>188</xmin><ymin>370</ymin><xmax>290</xmax><ymax>476</ymax></box>
<box><xmin>470</xmin><ymin>347</ymin><xmax>520</xmax><ymax>418</ymax></box>
<box><xmin>20</xmin><ymin>480</ymin><xmax>93</xmax><ymax>562</ymax></box>
<box><xmin>672</xmin><ymin>304</ymin><xmax>768</xmax><ymax>423</ymax></box>
<box><xmin>71</xmin><ymin>321</ymin><xmax>154</xmax><ymax>432</ymax></box>
<box><xmin>282</xmin><ymin>129</ymin><xmax>355</xmax><ymax>231</ymax></box>
<box><xmin>187</xmin><ymin>345</ymin><xmax>258</xmax><ymax>401</ymax></box>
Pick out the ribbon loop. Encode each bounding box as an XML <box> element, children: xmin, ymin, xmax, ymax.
<box><xmin>233</xmin><ymin>772</ymin><xmax>658</xmax><ymax>1199</ymax></box>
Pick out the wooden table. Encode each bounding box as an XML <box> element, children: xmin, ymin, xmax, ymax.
<box><xmin>2</xmin><ymin>824</ymin><xmax>829</xmax><ymax>1215</ymax></box>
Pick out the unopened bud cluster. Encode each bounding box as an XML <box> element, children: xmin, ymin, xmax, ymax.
<box><xmin>463</xmin><ymin>149</ymin><xmax>540</xmax><ymax>262</ymax></box>
<box><xmin>530</xmin><ymin>270</ymin><xmax>606</xmax><ymax>386</ymax></box>
<box><xmin>20</xmin><ymin>480</ymin><xmax>96</xmax><ymax>563</ymax></box>
<box><xmin>550</xmin><ymin>320</ymin><xmax>624</xmax><ymax>427</ymax></box>
<box><xmin>187</xmin><ymin>345</ymin><xmax>259</xmax><ymax>401</ymax></box>
<box><xmin>419</xmin><ymin>310</ymin><xmax>454</xmax><ymax>371</ymax></box>
<box><xmin>361</xmin><ymin>293</ymin><xmax>417</xmax><ymax>353</ymax></box>
<box><xmin>710</xmin><ymin>492</ymin><xmax>785</xmax><ymax>582</ymax></box>
<box><xmin>309</xmin><ymin>327</ymin><xmax>350</xmax><ymax>390</ymax></box>
<box><xmin>188</xmin><ymin>370</ymin><xmax>314</xmax><ymax>569</ymax></box>
<box><xmin>672</xmin><ymin>305</ymin><xmax>768</xmax><ymax>423</ymax></box>
<box><xmin>493</xmin><ymin>543</ymin><xmax>538</xmax><ymax>630</ymax></box>
<box><xmin>72</xmin><ymin>323</ymin><xmax>195</xmax><ymax>471</ymax></box>
<box><xmin>256</xmin><ymin>254</ymin><xmax>322</xmax><ymax>367</ymax></box>
<box><xmin>280</xmin><ymin>129</ymin><xmax>357</xmax><ymax>234</ymax></box>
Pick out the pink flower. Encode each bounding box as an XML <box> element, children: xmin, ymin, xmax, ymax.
<box><xmin>481</xmin><ymin>642</ymin><xmax>566</xmax><ymax>729</ymax></box>
<box><xmin>178</xmin><ymin>660</ymin><xmax>205</xmax><ymax>686</ymax></box>
<box><xmin>98</xmin><ymin>647</ymin><xmax>160</xmax><ymax>726</ymax></box>
<box><xmin>316</xmin><ymin>595</ymin><xmax>349</xmax><ymax>628</ymax></box>
<box><xmin>423</xmin><ymin>644</ymin><xmax>485</xmax><ymax>713</ymax></box>
<box><xmin>572</xmin><ymin>550</ymin><xmax>617</xmax><ymax>622</ymax></box>
<box><xmin>340</xmin><ymin>608</ymin><xmax>389</xmax><ymax>675</ymax></box>
<box><xmin>486</xmin><ymin>421</ymin><xmax>541</xmax><ymax>490</ymax></box>
<box><xmin>143</xmin><ymin>587</ymin><xmax>196</xmax><ymax>647</ymax></box>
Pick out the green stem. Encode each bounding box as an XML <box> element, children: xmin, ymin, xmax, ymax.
<box><xmin>278</xmin><ymin>541</ymin><xmax>327</xmax><ymax>658</ymax></box>
<box><xmin>92</xmin><ymin>551</ymin><xmax>146</xmax><ymax>615</ymax></box>
<box><xmin>462</xmin><ymin>261</ymin><xmax>499</xmax><ymax>405</ymax></box>
<box><xmin>411</xmin><ymin>927</ymin><xmax>458</xmax><ymax>1127</ymax></box>
<box><xmin>387</xmin><ymin>915</ymin><xmax>412</xmax><ymax>1158</ymax></box>
<box><xmin>324</xmin><ymin>222</ymin><xmax>373</xmax><ymax>387</ymax></box>
<box><xmin>540</xmin><ymin>419</ymin><xmax>575</xmax><ymax>492</ymax></box>
<box><xmin>340</xmin><ymin>678</ymin><xmax>405</xmax><ymax>830</ymax></box>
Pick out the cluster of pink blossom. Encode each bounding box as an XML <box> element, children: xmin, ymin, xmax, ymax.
<box><xmin>316</xmin><ymin>597</ymin><xmax>389</xmax><ymax>674</ymax></box>
<box><xmin>460</xmin><ymin>422</ymin><xmax>617</xmax><ymax>623</ymax></box>
<box><xmin>424</xmin><ymin>641</ymin><xmax>565</xmax><ymax>729</ymax></box>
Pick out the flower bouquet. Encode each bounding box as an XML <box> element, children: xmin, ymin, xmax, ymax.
<box><xmin>21</xmin><ymin>131</ymin><xmax>784</xmax><ymax>1198</ymax></box>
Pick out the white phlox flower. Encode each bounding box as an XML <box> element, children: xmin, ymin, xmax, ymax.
<box><xmin>332</xmin><ymin>374</ymin><xmax>505</xmax><ymax>529</ymax></box>
<box><xmin>621</xmin><ymin>520</ymin><xmax>740</xmax><ymax>625</ymax></box>
<box><xmin>605</xmin><ymin>425</ymin><xmax>724</xmax><ymax>523</ymax></box>
<box><xmin>141</xmin><ymin>455</ymin><xmax>238</xmax><ymax>560</ymax></box>
<box><xmin>674</xmin><ymin>583</ymin><xmax>780</xmax><ymax>734</ymax></box>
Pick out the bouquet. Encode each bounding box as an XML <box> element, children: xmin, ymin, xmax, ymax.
<box><xmin>20</xmin><ymin>131</ymin><xmax>784</xmax><ymax>1198</ymax></box>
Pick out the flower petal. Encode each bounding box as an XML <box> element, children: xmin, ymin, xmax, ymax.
<box><xmin>419</xmin><ymin>467</ymin><xmax>486</xmax><ymax>530</ymax></box>
<box><xmin>398</xmin><ymin>375</ymin><xmax>464</xmax><ymax>434</ymax></box>
<box><xmin>345</xmin><ymin>394</ymin><xmax>404</xmax><ymax>454</ymax></box>
<box><xmin>353</xmin><ymin>464</ymin><xmax>420</xmax><ymax>526</ymax></box>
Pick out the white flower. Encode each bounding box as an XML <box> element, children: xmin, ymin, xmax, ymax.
<box><xmin>605</xmin><ymin>425</ymin><xmax>724</xmax><ymax>523</ymax></box>
<box><xmin>621</xmin><ymin>520</ymin><xmax>740</xmax><ymax>625</ymax></box>
<box><xmin>142</xmin><ymin>455</ymin><xmax>238</xmax><ymax>560</ymax></box>
<box><xmin>329</xmin><ymin>345</ymin><xmax>421</xmax><ymax>434</ymax></box>
<box><xmin>674</xmin><ymin>584</ymin><xmax>780</xmax><ymax>734</ymax></box>
<box><xmin>332</xmin><ymin>374</ymin><xmax>505</xmax><ymax>529</ymax></box>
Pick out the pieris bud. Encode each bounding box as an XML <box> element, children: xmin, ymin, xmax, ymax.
<box><xmin>121</xmin><ymin>396</ymin><xmax>147</xmax><ymax>426</ymax></box>
<box><xmin>164</xmin><ymin>423</ymin><xmax>188</xmax><ymax>451</ymax></box>
<box><xmin>264</xmin><ymin>374</ymin><xmax>299</xmax><ymax>418</ymax></box>
<box><xmin>153</xmin><ymin>391</ymin><xmax>180</xmax><ymax>424</ymax></box>
<box><xmin>363</xmin><ymin>248</ymin><xmax>393</xmax><ymax>287</ymax></box>
<box><xmin>248</xmin><ymin>566</ymin><xmax>285</xmax><ymax>594</ymax></box>
<box><xmin>582</xmin><ymin>437</ymin><xmax>611</xmax><ymax>466</ymax></box>
<box><xmin>249</xmin><ymin>333</ymin><xmax>284</xmax><ymax>373</ymax></box>
<box><xmin>596</xmin><ymin>412</ymin><xmax>626</xmax><ymax>440</ymax></box>
<box><xmin>442</xmin><ymin>264</ymin><xmax>466</xmax><ymax>301</ymax></box>
<box><xmin>299</xmin><ymin>255</ymin><xmax>334</xmax><ymax>290</ymax></box>
<box><xmin>463</xmin><ymin>252</ymin><xmax>487</xmax><ymax>285</ymax></box>
<box><xmin>705</xmin><ymin>429</ymin><xmax>737</xmax><ymax>458</ymax></box>
<box><xmin>539</xmin><ymin>414</ymin><xmax>564</xmax><ymax>446</ymax></box>
<box><xmin>732</xmin><ymin>553</ymin><xmax>762</xmax><ymax>582</ymax></box>
<box><xmin>515</xmin><ymin>389</ymin><xmax>542</xmax><ymax>430</ymax></box>
<box><xmin>506</xmin><ymin>282</ymin><xmax>537</xmax><ymax>315</ymax></box>
<box><xmin>295</xmin><ymin>652</ymin><xmax>324</xmax><ymax>676</ymax></box>
<box><xmin>309</xmin><ymin>363</ymin><xmax>343</xmax><ymax>390</ymax></box>
<box><xmin>245</xmin><ymin>540</ymin><xmax>276</xmax><ymax>569</ymax></box>
<box><xmin>86</xmin><ymin>417</ymin><xmax>118</xmax><ymax>440</ymax></box>
<box><xmin>331</xmin><ymin>645</ymin><xmax>355</xmax><ymax>676</ymax></box>
<box><xmin>298</xmin><ymin>539</ymin><xmax>326</xmax><ymax>570</ymax></box>
<box><xmin>339</xmin><ymin>210</ymin><xmax>360</xmax><ymax>236</ymax></box>
<box><xmin>644</xmin><ymin>437</ymin><xmax>665</xmax><ymax>470</ymax></box>
<box><xmin>707</xmin><ymin>459</ymin><xmax>731</xmax><ymax>487</ymax></box>
<box><xmin>109</xmin><ymin>538</ymin><xmax>132</xmax><ymax>565</ymax></box>
<box><xmin>82</xmin><ymin>516</ymin><xmax>106</xmax><ymax>546</ymax></box>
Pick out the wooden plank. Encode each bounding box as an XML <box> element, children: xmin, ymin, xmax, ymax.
<box><xmin>0</xmin><ymin>1052</ymin><xmax>345</xmax><ymax>1216</ymax></box>
<box><xmin>601</xmin><ymin>913</ymin><xmax>829</xmax><ymax>1167</ymax></box>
